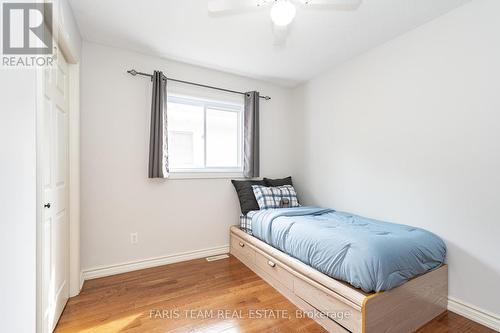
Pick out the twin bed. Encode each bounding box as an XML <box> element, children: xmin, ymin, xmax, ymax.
<box><xmin>233</xmin><ymin>206</ymin><xmax>448</xmax><ymax>332</ymax></box>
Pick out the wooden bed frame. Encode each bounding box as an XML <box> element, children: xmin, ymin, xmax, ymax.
<box><xmin>230</xmin><ymin>226</ymin><xmax>448</xmax><ymax>333</ymax></box>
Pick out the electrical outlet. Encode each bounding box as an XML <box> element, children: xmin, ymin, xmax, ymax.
<box><xmin>130</xmin><ymin>233</ymin><xmax>138</xmax><ymax>244</ymax></box>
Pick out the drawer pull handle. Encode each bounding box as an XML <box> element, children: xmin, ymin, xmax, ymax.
<box><xmin>267</xmin><ymin>260</ymin><xmax>276</xmax><ymax>268</ymax></box>
<box><xmin>239</xmin><ymin>242</ymin><xmax>245</xmax><ymax>247</ymax></box>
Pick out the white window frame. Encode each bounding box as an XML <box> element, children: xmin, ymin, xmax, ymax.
<box><xmin>167</xmin><ymin>94</ymin><xmax>244</xmax><ymax>179</ymax></box>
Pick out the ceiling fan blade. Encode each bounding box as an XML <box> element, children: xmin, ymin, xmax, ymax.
<box><xmin>295</xmin><ymin>0</ymin><xmax>362</xmax><ymax>10</ymax></box>
<box><xmin>273</xmin><ymin>24</ymin><xmax>290</xmax><ymax>46</ymax></box>
<box><xmin>208</xmin><ymin>0</ymin><xmax>272</xmax><ymax>14</ymax></box>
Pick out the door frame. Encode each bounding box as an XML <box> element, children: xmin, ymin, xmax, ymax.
<box><xmin>35</xmin><ymin>37</ymin><xmax>81</xmax><ymax>333</ymax></box>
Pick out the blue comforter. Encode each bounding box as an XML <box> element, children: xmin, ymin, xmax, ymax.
<box><xmin>251</xmin><ymin>207</ymin><xmax>446</xmax><ymax>292</ymax></box>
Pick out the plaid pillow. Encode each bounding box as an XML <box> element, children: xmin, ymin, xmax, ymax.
<box><xmin>239</xmin><ymin>210</ymin><xmax>258</xmax><ymax>234</ymax></box>
<box><xmin>251</xmin><ymin>185</ymin><xmax>300</xmax><ymax>210</ymax></box>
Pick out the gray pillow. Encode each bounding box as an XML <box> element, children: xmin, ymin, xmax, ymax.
<box><xmin>264</xmin><ymin>176</ymin><xmax>293</xmax><ymax>187</ymax></box>
<box><xmin>231</xmin><ymin>179</ymin><xmax>266</xmax><ymax>215</ymax></box>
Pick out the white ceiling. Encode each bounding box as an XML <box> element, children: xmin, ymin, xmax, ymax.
<box><xmin>68</xmin><ymin>0</ymin><xmax>469</xmax><ymax>86</ymax></box>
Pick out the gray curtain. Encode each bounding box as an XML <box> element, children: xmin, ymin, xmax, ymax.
<box><xmin>243</xmin><ymin>91</ymin><xmax>260</xmax><ymax>178</ymax></box>
<box><xmin>148</xmin><ymin>71</ymin><xmax>169</xmax><ymax>178</ymax></box>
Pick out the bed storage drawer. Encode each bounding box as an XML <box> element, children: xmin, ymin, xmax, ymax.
<box><xmin>255</xmin><ymin>251</ymin><xmax>294</xmax><ymax>291</ymax></box>
<box><xmin>230</xmin><ymin>234</ymin><xmax>255</xmax><ymax>263</ymax></box>
<box><xmin>294</xmin><ymin>278</ymin><xmax>362</xmax><ymax>333</ymax></box>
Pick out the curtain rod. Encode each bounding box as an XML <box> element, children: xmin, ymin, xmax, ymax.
<box><xmin>127</xmin><ymin>69</ymin><xmax>271</xmax><ymax>100</ymax></box>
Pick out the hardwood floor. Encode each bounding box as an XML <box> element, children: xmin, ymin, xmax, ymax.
<box><xmin>56</xmin><ymin>256</ymin><xmax>495</xmax><ymax>333</ymax></box>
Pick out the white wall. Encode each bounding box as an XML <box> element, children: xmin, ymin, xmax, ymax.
<box><xmin>53</xmin><ymin>0</ymin><xmax>83</xmax><ymax>62</ymax></box>
<box><xmin>293</xmin><ymin>0</ymin><xmax>500</xmax><ymax>322</ymax></box>
<box><xmin>0</xmin><ymin>70</ymin><xmax>38</xmax><ymax>333</ymax></box>
<box><xmin>80</xmin><ymin>42</ymin><xmax>296</xmax><ymax>271</ymax></box>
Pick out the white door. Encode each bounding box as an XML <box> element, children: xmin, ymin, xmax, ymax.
<box><xmin>40</xmin><ymin>47</ymin><xmax>70</xmax><ymax>333</ymax></box>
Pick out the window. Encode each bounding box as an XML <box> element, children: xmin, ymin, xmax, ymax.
<box><xmin>167</xmin><ymin>95</ymin><xmax>243</xmax><ymax>176</ymax></box>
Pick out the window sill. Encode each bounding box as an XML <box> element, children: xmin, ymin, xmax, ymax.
<box><xmin>167</xmin><ymin>172</ymin><xmax>245</xmax><ymax>180</ymax></box>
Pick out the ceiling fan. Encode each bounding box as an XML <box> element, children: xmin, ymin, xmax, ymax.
<box><xmin>208</xmin><ymin>0</ymin><xmax>362</xmax><ymax>45</ymax></box>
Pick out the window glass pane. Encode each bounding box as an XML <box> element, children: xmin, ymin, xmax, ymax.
<box><xmin>167</xmin><ymin>101</ymin><xmax>204</xmax><ymax>169</ymax></box>
<box><xmin>206</xmin><ymin>108</ymin><xmax>239</xmax><ymax>168</ymax></box>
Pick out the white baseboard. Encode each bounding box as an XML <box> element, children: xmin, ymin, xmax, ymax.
<box><xmin>79</xmin><ymin>271</ymin><xmax>84</xmax><ymax>291</ymax></box>
<box><xmin>82</xmin><ymin>245</ymin><xmax>230</xmax><ymax>281</ymax></box>
<box><xmin>448</xmin><ymin>297</ymin><xmax>500</xmax><ymax>331</ymax></box>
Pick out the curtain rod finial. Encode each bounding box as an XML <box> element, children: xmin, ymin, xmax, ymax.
<box><xmin>127</xmin><ymin>69</ymin><xmax>137</xmax><ymax>76</ymax></box>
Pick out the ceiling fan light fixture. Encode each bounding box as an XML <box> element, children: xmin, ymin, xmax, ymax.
<box><xmin>270</xmin><ymin>0</ymin><xmax>296</xmax><ymax>26</ymax></box>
